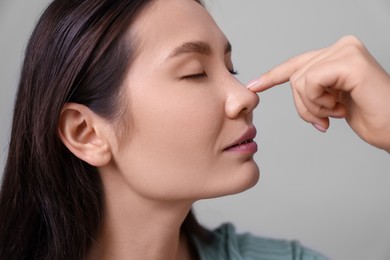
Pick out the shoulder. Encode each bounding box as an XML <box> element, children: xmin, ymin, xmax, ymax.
<box><xmin>192</xmin><ymin>223</ymin><xmax>329</xmax><ymax>260</ymax></box>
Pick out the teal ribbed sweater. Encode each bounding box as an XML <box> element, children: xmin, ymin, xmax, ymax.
<box><xmin>192</xmin><ymin>223</ymin><xmax>329</xmax><ymax>260</ymax></box>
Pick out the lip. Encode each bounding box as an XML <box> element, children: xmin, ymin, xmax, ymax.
<box><xmin>223</xmin><ymin>126</ymin><xmax>258</xmax><ymax>154</ymax></box>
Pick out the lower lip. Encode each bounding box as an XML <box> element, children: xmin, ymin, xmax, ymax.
<box><xmin>224</xmin><ymin>141</ymin><xmax>258</xmax><ymax>154</ymax></box>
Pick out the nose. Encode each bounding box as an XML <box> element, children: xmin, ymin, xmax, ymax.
<box><xmin>225</xmin><ymin>78</ymin><xmax>260</xmax><ymax>119</ymax></box>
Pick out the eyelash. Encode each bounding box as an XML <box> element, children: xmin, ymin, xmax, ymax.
<box><xmin>182</xmin><ymin>69</ymin><xmax>238</xmax><ymax>80</ymax></box>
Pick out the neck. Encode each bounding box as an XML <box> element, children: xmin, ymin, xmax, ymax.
<box><xmin>87</xmin><ymin>171</ymin><xmax>196</xmax><ymax>260</ymax></box>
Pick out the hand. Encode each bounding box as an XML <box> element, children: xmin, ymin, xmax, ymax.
<box><xmin>248</xmin><ymin>35</ymin><xmax>390</xmax><ymax>152</ymax></box>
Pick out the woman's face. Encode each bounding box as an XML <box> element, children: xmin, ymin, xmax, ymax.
<box><xmin>108</xmin><ymin>0</ymin><xmax>260</xmax><ymax>201</ymax></box>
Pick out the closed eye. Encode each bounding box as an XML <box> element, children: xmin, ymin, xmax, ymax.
<box><xmin>181</xmin><ymin>72</ymin><xmax>207</xmax><ymax>80</ymax></box>
<box><xmin>181</xmin><ymin>69</ymin><xmax>238</xmax><ymax>80</ymax></box>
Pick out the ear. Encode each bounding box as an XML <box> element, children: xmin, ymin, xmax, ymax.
<box><xmin>58</xmin><ymin>103</ymin><xmax>112</xmax><ymax>167</ymax></box>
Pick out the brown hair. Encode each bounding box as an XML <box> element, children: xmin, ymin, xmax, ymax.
<box><xmin>0</xmin><ymin>0</ymin><xmax>208</xmax><ymax>259</ymax></box>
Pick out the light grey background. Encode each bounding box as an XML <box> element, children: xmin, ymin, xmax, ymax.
<box><xmin>1</xmin><ymin>1</ymin><xmax>389</xmax><ymax>259</ymax></box>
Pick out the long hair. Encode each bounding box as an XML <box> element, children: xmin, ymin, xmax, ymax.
<box><xmin>0</xmin><ymin>0</ymin><xmax>208</xmax><ymax>259</ymax></box>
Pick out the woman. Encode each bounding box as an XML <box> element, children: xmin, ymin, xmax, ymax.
<box><xmin>0</xmin><ymin>0</ymin><xmax>329</xmax><ymax>259</ymax></box>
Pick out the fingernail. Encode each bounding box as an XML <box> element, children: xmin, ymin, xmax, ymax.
<box><xmin>246</xmin><ymin>79</ymin><xmax>260</xmax><ymax>89</ymax></box>
<box><xmin>312</xmin><ymin>123</ymin><xmax>327</xmax><ymax>133</ymax></box>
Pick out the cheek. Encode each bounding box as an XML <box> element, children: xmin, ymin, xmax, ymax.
<box><xmin>111</xmin><ymin>80</ymin><xmax>260</xmax><ymax>201</ymax></box>
<box><xmin>115</xmin><ymin>85</ymin><xmax>227</xmax><ymax>198</ymax></box>
<box><xmin>133</xmin><ymin>86</ymin><xmax>223</xmax><ymax>154</ymax></box>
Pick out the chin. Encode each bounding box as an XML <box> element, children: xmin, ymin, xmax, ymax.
<box><xmin>230</xmin><ymin>163</ymin><xmax>260</xmax><ymax>194</ymax></box>
<box><xmin>204</xmin><ymin>162</ymin><xmax>260</xmax><ymax>199</ymax></box>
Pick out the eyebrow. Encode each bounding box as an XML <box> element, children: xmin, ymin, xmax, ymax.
<box><xmin>167</xmin><ymin>41</ymin><xmax>232</xmax><ymax>60</ymax></box>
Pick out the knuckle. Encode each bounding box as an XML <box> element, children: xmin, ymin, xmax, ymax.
<box><xmin>338</xmin><ymin>35</ymin><xmax>365</xmax><ymax>53</ymax></box>
<box><xmin>339</xmin><ymin>35</ymin><xmax>363</xmax><ymax>46</ymax></box>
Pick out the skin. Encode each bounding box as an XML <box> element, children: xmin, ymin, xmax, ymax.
<box><xmin>248</xmin><ymin>35</ymin><xmax>390</xmax><ymax>152</ymax></box>
<box><xmin>59</xmin><ymin>0</ymin><xmax>260</xmax><ymax>259</ymax></box>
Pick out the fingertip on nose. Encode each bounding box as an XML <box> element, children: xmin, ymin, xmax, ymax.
<box><xmin>246</xmin><ymin>79</ymin><xmax>260</xmax><ymax>90</ymax></box>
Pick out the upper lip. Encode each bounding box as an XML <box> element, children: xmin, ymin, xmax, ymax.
<box><xmin>223</xmin><ymin>126</ymin><xmax>257</xmax><ymax>150</ymax></box>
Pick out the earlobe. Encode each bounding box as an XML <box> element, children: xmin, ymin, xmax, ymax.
<box><xmin>58</xmin><ymin>103</ymin><xmax>112</xmax><ymax>167</ymax></box>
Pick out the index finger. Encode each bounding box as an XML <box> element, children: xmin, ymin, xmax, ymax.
<box><xmin>248</xmin><ymin>49</ymin><xmax>323</xmax><ymax>92</ymax></box>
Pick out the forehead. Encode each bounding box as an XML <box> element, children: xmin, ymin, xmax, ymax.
<box><xmin>131</xmin><ymin>0</ymin><xmax>228</xmax><ymax>62</ymax></box>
